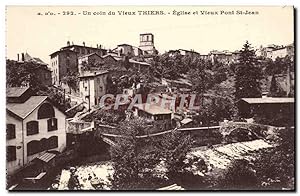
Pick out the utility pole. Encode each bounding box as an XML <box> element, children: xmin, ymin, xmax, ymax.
<box><xmin>63</xmin><ymin>89</ymin><xmax>66</xmax><ymax>104</ymax></box>
<box><xmin>286</xmin><ymin>59</ymin><xmax>291</xmax><ymax>97</ymax></box>
<box><xmin>88</xmin><ymin>79</ymin><xmax>91</xmax><ymax>111</ymax></box>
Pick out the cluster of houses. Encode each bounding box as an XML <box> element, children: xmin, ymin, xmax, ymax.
<box><xmin>255</xmin><ymin>43</ymin><xmax>294</xmax><ymax>61</ymax></box>
<box><xmin>6</xmin><ymin>33</ymin><xmax>295</xmax><ymax>188</ymax></box>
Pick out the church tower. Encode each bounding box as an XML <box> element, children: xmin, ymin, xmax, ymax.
<box><xmin>139</xmin><ymin>33</ymin><xmax>156</xmax><ymax>55</ymax></box>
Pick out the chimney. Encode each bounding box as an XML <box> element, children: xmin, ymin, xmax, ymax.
<box><xmin>21</xmin><ymin>53</ymin><xmax>25</xmax><ymax>61</ymax></box>
<box><xmin>17</xmin><ymin>54</ymin><xmax>19</xmax><ymax>61</ymax></box>
<box><xmin>67</xmin><ymin>41</ymin><xmax>70</xmax><ymax>46</ymax></box>
<box><xmin>96</xmin><ymin>44</ymin><xmax>98</xmax><ymax>48</ymax></box>
<box><xmin>83</xmin><ymin>42</ymin><xmax>85</xmax><ymax>47</ymax></box>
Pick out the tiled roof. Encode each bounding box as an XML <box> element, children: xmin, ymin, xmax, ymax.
<box><xmin>24</xmin><ymin>52</ymin><xmax>47</xmax><ymax>65</ymax></box>
<box><xmin>6</xmin><ymin>87</ymin><xmax>30</xmax><ymax>98</ymax></box>
<box><xmin>7</xmin><ymin>96</ymin><xmax>48</xmax><ymax>119</ymax></box>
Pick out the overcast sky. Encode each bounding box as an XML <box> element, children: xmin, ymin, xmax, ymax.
<box><xmin>6</xmin><ymin>6</ymin><xmax>294</xmax><ymax>64</ymax></box>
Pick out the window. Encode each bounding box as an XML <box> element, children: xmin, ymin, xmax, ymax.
<box><xmin>7</xmin><ymin>146</ymin><xmax>16</xmax><ymax>162</ymax></box>
<box><xmin>27</xmin><ymin>140</ymin><xmax>40</xmax><ymax>156</ymax></box>
<box><xmin>27</xmin><ymin>136</ymin><xmax>58</xmax><ymax>156</ymax></box>
<box><xmin>48</xmin><ymin>136</ymin><xmax>58</xmax><ymax>149</ymax></box>
<box><xmin>26</xmin><ymin>121</ymin><xmax>39</xmax><ymax>136</ymax></box>
<box><xmin>38</xmin><ymin>103</ymin><xmax>55</xmax><ymax>119</ymax></box>
<box><xmin>47</xmin><ymin>118</ymin><xmax>58</xmax><ymax>132</ymax></box>
<box><xmin>6</xmin><ymin>124</ymin><xmax>16</xmax><ymax>140</ymax></box>
<box><xmin>40</xmin><ymin>138</ymin><xmax>49</xmax><ymax>152</ymax></box>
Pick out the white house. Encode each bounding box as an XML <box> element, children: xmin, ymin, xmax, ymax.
<box><xmin>79</xmin><ymin>70</ymin><xmax>109</xmax><ymax>107</ymax></box>
<box><xmin>6</xmin><ymin>87</ymin><xmax>67</xmax><ymax>176</ymax></box>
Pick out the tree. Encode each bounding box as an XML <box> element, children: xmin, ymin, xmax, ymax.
<box><xmin>6</xmin><ymin>60</ymin><xmax>71</xmax><ymax>112</ymax></box>
<box><xmin>234</xmin><ymin>41</ymin><xmax>262</xmax><ymax>100</ymax></box>
<box><xmin>158</xmin><ymin>131</ymin><xmax>192</xmax><ymax>180</ymax></box>
<box><xmin>6</xmin><ymin>60</ymin><xmax>47</xmax><ymax>92</ymax></box>
<box><xmin>61</xmin><ymin>71</ymin><xmax>79</xmax><ymax>93</ymax></box>
<box><xmin>109</xmin><ymin>118</ymin><xmax>163</xmax><ymax>190</ymax></box>
<box><xmin>109</xmin><ymin>119</ymin><xmax>193</xmax><ymax>190</ymax></box>
<box><xmin>36</xmin><ymin>86</ymin><xmax>71</xmax><ymax>112</ymax></box>
<box><xmin>219</xmin><ymin>159</ymin><xmax>258</xmax><ymax>190</ymax></box>
<box><xmin>269</xmin><ymin>75</ymin><xmax>285</xmax><ymax>97</ymax></box>
<box><xmin>187</xmin><ymin>60</ymin><xmax>214</xmax><ymax>95</ymax></box>
<box><xmin>151</xmin><ymin>53</ymin><xmax>180</xmax><ymax>79</ymax></box>
<box><xmin>254</xmin><ymin>127</ymin><xmax>294</xmax><ymax>190</ymax></box>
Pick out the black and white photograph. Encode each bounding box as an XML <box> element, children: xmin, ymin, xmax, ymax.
<box><xmin>5</xmin><ymin>5</ymin><xmax>295</xmax><ymax>191</ymax></box>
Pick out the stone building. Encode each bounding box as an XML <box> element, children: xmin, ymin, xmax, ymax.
<box><xmin>255</xmin><ymin>43</ymin><xmax>294</xmax><ymax>61</ymax></box>
<box><xmin>6</xmin><ymin>87</ymin><xmax>67</xmax><ymax>176</ymax></box>
<box><xmin>50</xmin><ymin>41</ymin><xmax>107</xmax><ymax>86</ymax></box>
<box><xmin>79</xmin><ymin>70</ymin><xmax>109</xmax><ymax>108</ymax></box>
<box><xmin>50</xmin><ymin>49</ymin><xmax>78</xmax><ymax>86</ymax></box>
<box><xmin>139</xmin><ymin>33</ymin><xmax>156</xmax><ymax>55</ymax></box>
<box><xmin>78</xmin><ymin>53</ymin><xmax>104</xmax><ymax>74</ymax></box>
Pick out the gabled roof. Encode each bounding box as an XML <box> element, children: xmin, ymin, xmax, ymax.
<box><xmin>241</xmin><ymin>97</ymin><xmax>294</xmax><ymax>104</ymax></box>
<box><xmin>7</xmin><ymin>96</ymin><xmax>48</xmax><ymax>119</ymax></box>
<box><xmin>6</xmin><ymin>87</ymin><xmax>30</xmax><ymax>98</ymax></box>
<box><xmin>102</xmin><ymin>54</ymin><xmax>118</xmax><ymax>62</ymax></box>
<box><xmin>23</xmin><ymin>52</ymin><xmax>47</xmax><ymax>65</ymax></box>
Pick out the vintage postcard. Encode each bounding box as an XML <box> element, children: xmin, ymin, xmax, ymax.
<box><xmin>5</xmin><ymin>6</ymin><xmax>295</xmax><ymax>191</ymax></box>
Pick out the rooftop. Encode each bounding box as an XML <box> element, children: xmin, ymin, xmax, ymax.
<box><xmin>49</xmin><ymin>49</ymin><xmax>77</xmax><ymax>57</ymax></box>
<box><xmin>140</xmin><ymin>33</ymin><xmax>154</xmax><ymax>36</ymax></box>
<box><xmin>129</xmin><ymin>59</ymin><xmax>151</xmax><ymax>66</ymax></box>
<box><xmin>241</xmin><ymin>97</ymin><xmax>294</xmax><ymax>104</ymax></box>
<box><xmin>117</xmin><ymin>43</ymin><xmax>133</xmax><ymax>47</ymax></box>
<box><xmin>7</xmin><ymin>96</ymin><xmax>48</xmax><ymax>119</ymax></box>
<box><xmin>79</xmin><ymin>70</ymin><xmax>109</xmax><ymax>78</ymax></box>
<box><xmin>134</xmin><ymin>103</ymin><xmax>172</xmax><ymax>115</ymax></box>
<box><xmin>61</xmin><ymin>44</ymin><xmax>107</xmax><ymax>51</ymax></box>
<box><xmin>22</xmin><ymin>52</ymin><xmax>47</xmax><ymax>65</ymax></box>
<box><xmin>6</xmin><ymin>87</ymin><xmax>30</xmax><ymax>98</ymax></box>
<box><xmin>78</xmin><ymin>52</ymin><xmax>102</xmax><ymax>59</ymax></box>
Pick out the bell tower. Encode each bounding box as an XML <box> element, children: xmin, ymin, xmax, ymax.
<box><xmin>139</xmin><ymin>33</ymin><xmax>156</xmax><ymax>54</ymax></box>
